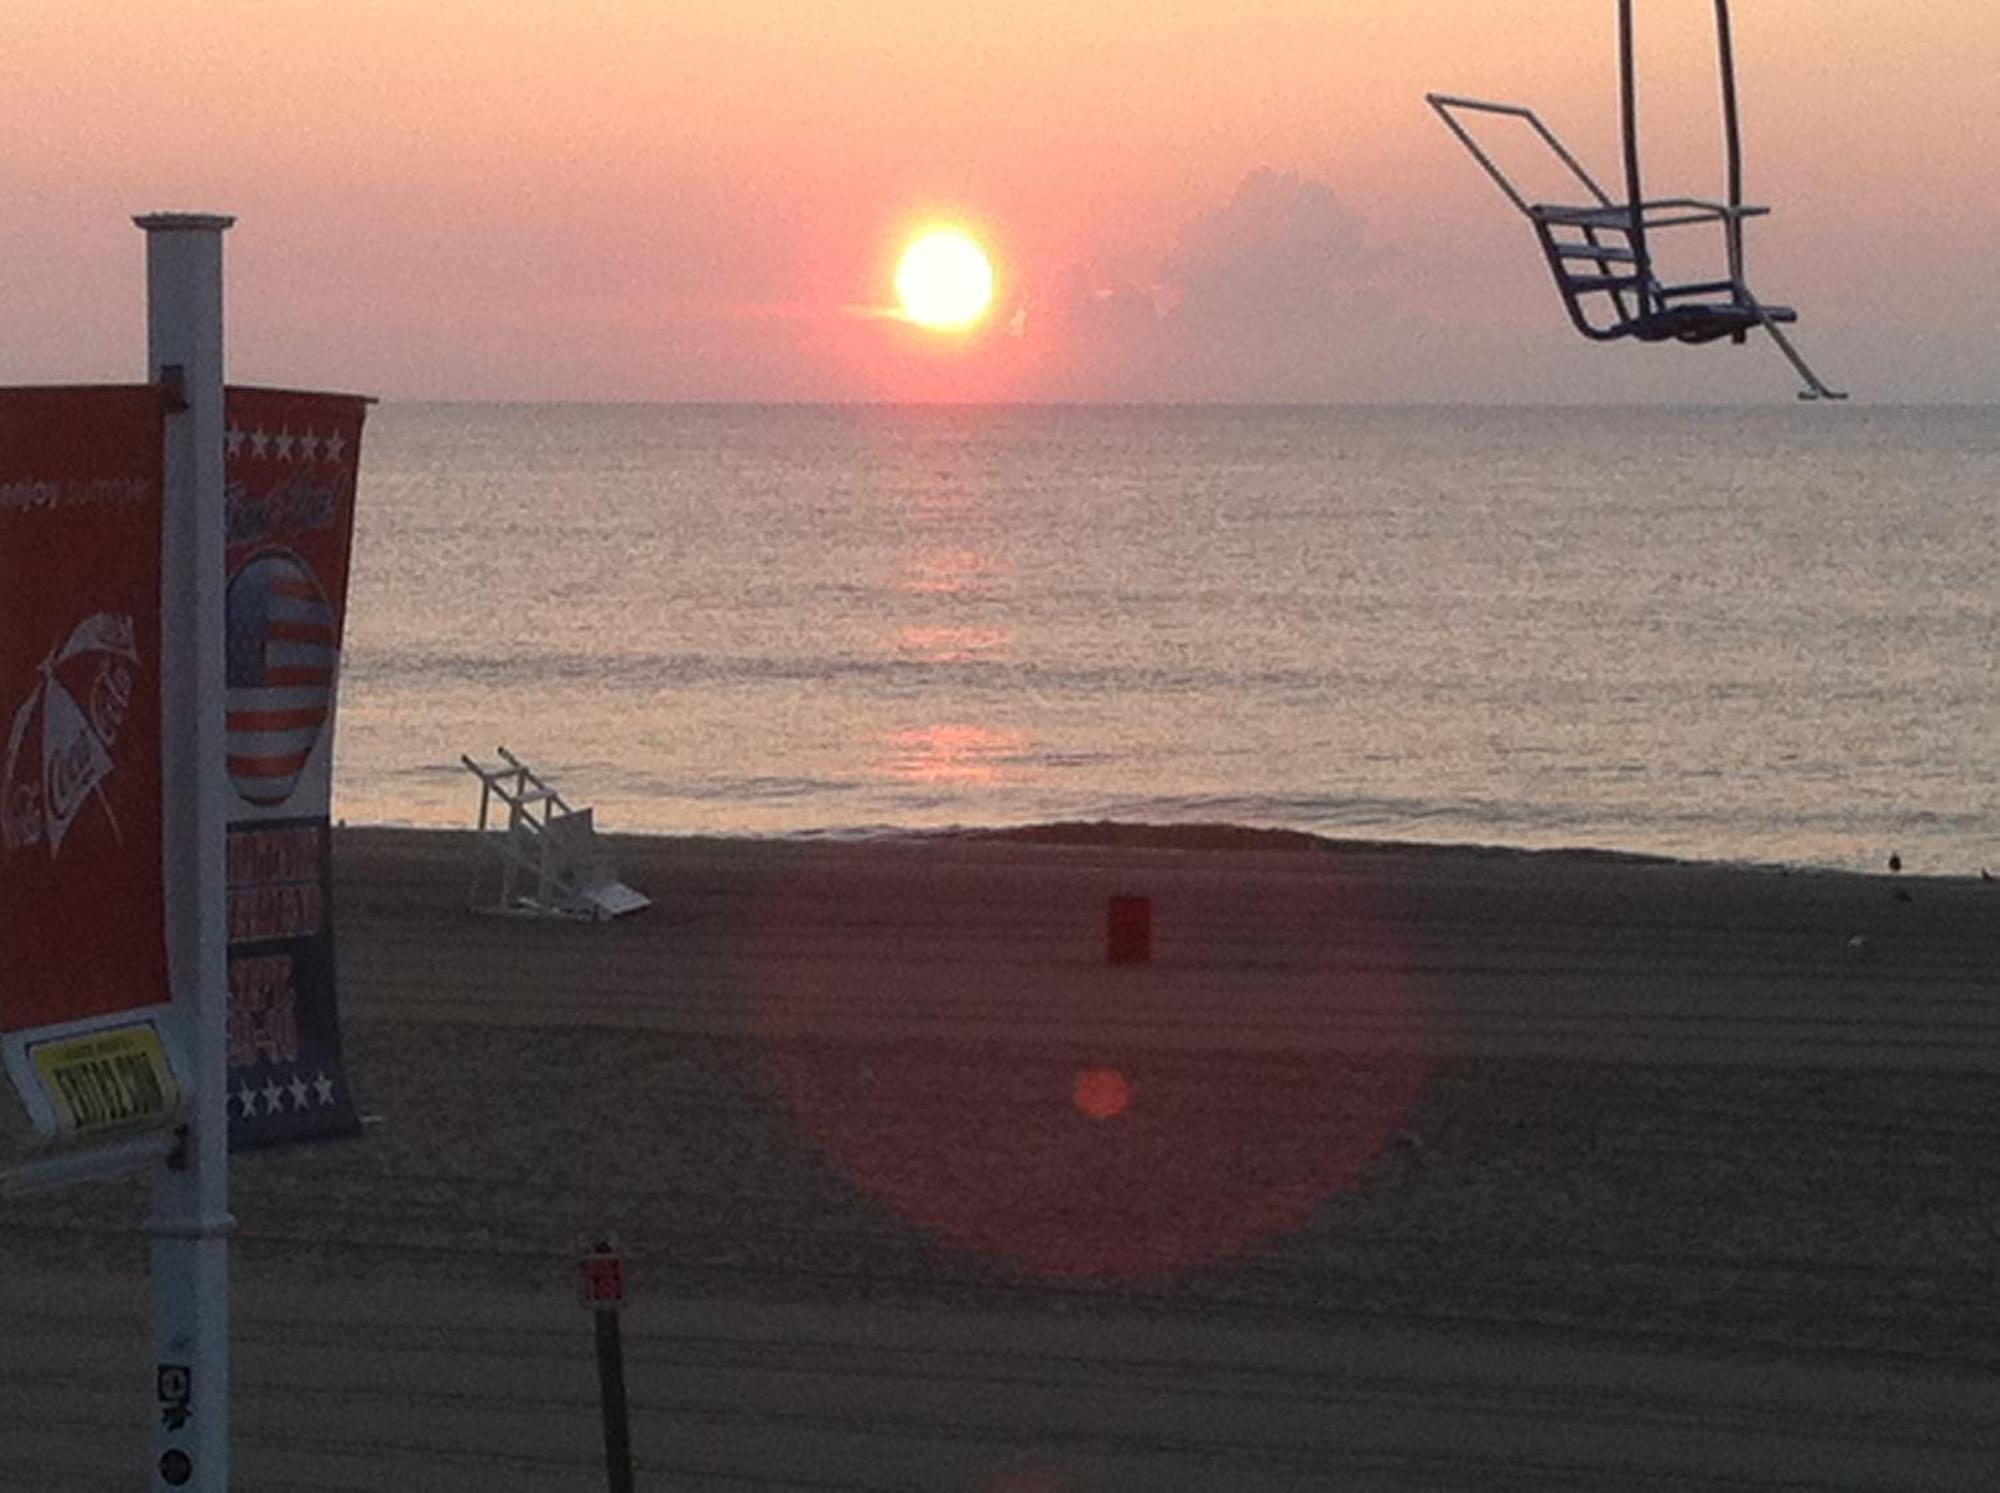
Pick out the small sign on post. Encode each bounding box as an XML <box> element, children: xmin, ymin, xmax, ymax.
<box><xmin>578</xmin><ymin>1239</ymin><xmax>625</xmax><ymax>1310</ymax></box>
<box><xmin>579</xmin><ymin>1236</ymin><xmax>634</xmax><ymax>1493</ymax></box>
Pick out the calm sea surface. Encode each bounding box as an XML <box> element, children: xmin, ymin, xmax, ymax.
<box><xmin>339</xmin><ymin>404</ymin><xmax>1996</xmax><ymax>873</ymax></box>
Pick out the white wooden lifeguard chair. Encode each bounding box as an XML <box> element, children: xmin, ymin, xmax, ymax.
<box><xmin>461</xmin><ymin>747</ymin><xmax>651</xmax><ymax>921</ymax></box>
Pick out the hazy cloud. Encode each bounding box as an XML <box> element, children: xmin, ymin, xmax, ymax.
<box><xmin>1164</xmin><ymin>169</ymin><xmax>1375</xmax><ymax>326</ymax></box>
<box><xmin>1025</xmin><ymin>169</ymin><xmax>1397</xmax><ymax>400</ymax></box>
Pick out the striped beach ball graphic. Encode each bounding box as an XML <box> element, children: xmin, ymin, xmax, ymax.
<box><xmin>225</xmin><ymin>551</ymin><xmax>337</xmax><ymax>807</ymax></box>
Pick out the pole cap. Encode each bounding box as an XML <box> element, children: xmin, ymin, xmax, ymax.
<box><xmin>134</xmin><ymin>213</ymin><xmax>237</xmax><ymax>232</ymax></box>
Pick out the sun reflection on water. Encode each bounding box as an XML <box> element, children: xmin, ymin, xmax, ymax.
<box><xmin>881</xmin><ymin>723</ymin><xmax>1026</xmax><ymax>785</ymax></box>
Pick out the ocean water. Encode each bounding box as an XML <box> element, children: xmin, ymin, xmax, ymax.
<box><xmin>338</xmin><ymin>404</ymin><xmax>1997</xmax><ymax>873</ymax></box>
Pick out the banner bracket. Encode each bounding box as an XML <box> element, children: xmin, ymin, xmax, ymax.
<box><xmin>1</xmin><ymin>1130</ymin><xmax>178</xmax><ymax>1198</ymax></box>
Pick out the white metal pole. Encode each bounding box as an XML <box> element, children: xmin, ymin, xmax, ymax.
<box><xmin>137</xmin><ymin>211</ymin><xmax>235</xmax><ymax>1493</ymax></box>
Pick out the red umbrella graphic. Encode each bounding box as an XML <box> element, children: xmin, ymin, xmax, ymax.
<box><xmin>1</xmin><ymin>611</ymin><xmax>141</xmax><ymax>855</ymax></box>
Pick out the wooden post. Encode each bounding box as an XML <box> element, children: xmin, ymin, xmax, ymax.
<box><xmin>580</xmin><ymin>1237</ymin><xmax>634</xmax><ymax>1493</ymax></box>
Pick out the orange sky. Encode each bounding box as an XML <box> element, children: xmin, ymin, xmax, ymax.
<box><xmin>1</xmin><ymin>1</ymin><xmax>1993</xmax><ymax>401</ymax></box>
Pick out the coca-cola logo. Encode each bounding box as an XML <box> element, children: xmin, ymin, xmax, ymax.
<box><xmin>1</xmin><ymin>612</ymin><xmax>141</xmax><ymax>856</ymax></box>
<box><xmin>45</xmin><ymin>719</ymin><xmax>105</xmax><ymax>830</ymax></box>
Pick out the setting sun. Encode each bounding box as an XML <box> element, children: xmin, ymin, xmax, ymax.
<box><xmin>893</xmin><ymin>228</ymin><xmax>994</xmax><ymax>331</ymax></box>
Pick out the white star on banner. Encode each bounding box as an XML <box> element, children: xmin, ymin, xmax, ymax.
<box><xmin>261</xmin><ymin>1078</ymin><xmax>286</xmax><ymax>1113</ymax></box>
<box><xmin>288</xmin><ymin>1075</ymin><xmax>311</xmax><ymax>1110</ymax></box>
<box><xmin>297</xmin><ymin>429</ymin><xmax>321</xmax><ymax>462</ymax></box>
<box><xmin>323</xmin><ymin>431</ymin><xmax>346</xmax><ymax>464</ymax></box>
<box><xmin>236</xmin><ymin>1083</ymin><xmax>259</xmax><ymax>1118</ymax></box>
<box><xmin>313</xmin><ymin>1072</ymin><xmax>335</xmax><ymax>1106</ymax></box>
<box><xmin>224</xmin><ymin>426</ymin><xmax>246</xmax><ymax>458</ymax></box>
<box><xmin>273</xmin><ymin>427</ymin><xmax>295</xmax><ymax>461</ymax></box>
<box><xmin>249</xmin><ymin>427</ymin><xmax>269</xmax><ymax>458</ymax></box>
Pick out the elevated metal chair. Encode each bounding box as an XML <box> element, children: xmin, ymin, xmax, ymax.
<box><xmin>1428</xmin><ymin>0</ymin><xmax>1846</xmax><ymax>400</ymax></box>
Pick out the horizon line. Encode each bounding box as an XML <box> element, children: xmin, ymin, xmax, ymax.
<box><xmin>344</xmin><ymin>396</ymin><xmax>1997</xmax><ymax>412</ymax></box>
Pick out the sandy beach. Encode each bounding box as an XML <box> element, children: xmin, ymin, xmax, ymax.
<box><xmin>5</xmin><ymin>826</ymin><xmax>1999</xmax><ymax>1489</ymax></box>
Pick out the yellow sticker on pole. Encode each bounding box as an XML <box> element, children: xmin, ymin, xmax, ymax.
<box><xmin>27</xmin><ymin>1024</ymin><xmax>183</xmax><ymax>1140</ymax></box>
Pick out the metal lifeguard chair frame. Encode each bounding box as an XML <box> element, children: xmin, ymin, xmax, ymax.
<box><xmin>462</xmin><ymin>746</ymin><xmax>651</xmax><ymax>921</ymax></box>
<box><xmin>1428</xmin><ymin>0</ymin><xmax>1846</xmax><ymax>400</ymax></box>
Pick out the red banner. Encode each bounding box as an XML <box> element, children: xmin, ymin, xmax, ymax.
<box><xmin>222</xmin><ymin>386</ymin><xmax>368</xmax><ymax>1148</ymax></box>
<box><xmin>0</xmin><ymin>387</ymin><xmax>170</xmax><ymax>1033</ymax></box>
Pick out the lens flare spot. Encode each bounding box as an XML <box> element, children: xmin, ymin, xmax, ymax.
<box><xmin>1073</xmin><ymin>1067</ymin><xmax>1131</xmax><ymax>1120</ymax></box>
<box><xmin>749</xmin><ymin>852</ymin><xmax>1432</xmax><ymax>1279</ymax></box>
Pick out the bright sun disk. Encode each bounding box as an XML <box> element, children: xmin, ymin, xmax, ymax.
<box><xmin>894</xmin><ymin>229</ymin><xmax>994</xmax><ymax>331</ymax></box>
